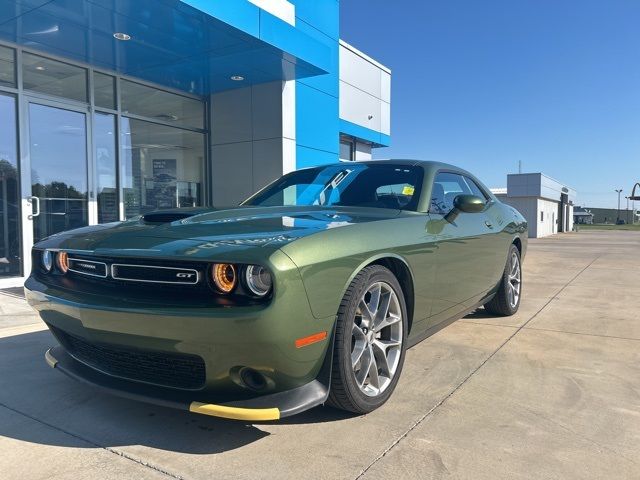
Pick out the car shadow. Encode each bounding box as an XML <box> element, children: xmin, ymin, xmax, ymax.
<box><xmin>463</xmin><ymin>307</ymin><xmax>493</xmax><ymax>320</ymax></box>
<box><xmin>0</xmin><ymin>330</ymin><xmax>356</xmax><ymax>455</ymax></box>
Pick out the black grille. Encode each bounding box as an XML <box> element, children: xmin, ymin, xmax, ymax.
<box><xmin>49</xmin><ymin>326</ymin><xmax>206</xmax><ymax>390</ymax></box>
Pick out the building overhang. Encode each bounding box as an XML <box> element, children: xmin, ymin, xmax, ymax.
<box><xmin>0</xmin><ymin>0</ymin><xmax>330</xmax><ymax>96</ymax></box>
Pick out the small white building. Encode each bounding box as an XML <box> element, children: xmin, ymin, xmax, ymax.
<box><xmin>492</xmin><ymin>173</ymin><xmax>576</xmax><ymax>238</ymax></box>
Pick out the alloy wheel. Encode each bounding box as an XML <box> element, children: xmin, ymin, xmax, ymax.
<box><xmin>508</xmin><ymin>252</ymin><xmax>521</xmax><ymax>309</ymax></box>
<box><xmin>351</xmin><ymin>281</ymin><xmax>403</xmax><ymax>397</ymax></box>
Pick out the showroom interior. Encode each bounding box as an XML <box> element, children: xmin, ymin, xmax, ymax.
<box><xmin>0</xmin><ymin>0</ymin><xmax>391</xmax><ymax>286</ymax></box>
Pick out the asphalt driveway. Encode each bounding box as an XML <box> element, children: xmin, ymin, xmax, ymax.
<box><xmin>1</xmin><ymin>230</ymin><xmax>638</xmax><ymax>479</ymax></box>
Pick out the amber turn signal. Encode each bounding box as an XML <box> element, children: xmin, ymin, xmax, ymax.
<box><xmin>57</xmin><ymin>251</ymin><xmax>69</xmax><ymax>273</ymax></box>
<box><xmin>212</xmin><ymin>263</ymin><xmax>237</xmax><ymax>293</ymax></box>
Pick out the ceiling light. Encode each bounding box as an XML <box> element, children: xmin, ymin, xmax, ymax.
<box><xmin>35</xmin><ymin>66</ymin><xmax>45</xmax><ymax>71</ymax></box>
<box><xmin>230</xmin><ymin>75</ymin><xmax>244</xmax><ymax>81</ymax></box>
<box><xmin>113</xmin><ymin>32</ymin><xmax>131</xmax><ymax>41</ymax></box>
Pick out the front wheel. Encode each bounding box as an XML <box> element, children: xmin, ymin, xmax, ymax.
<box><xmin>327</xmin><ymin>265</ymin><xmax>408</xmax><ymax>414</ymax></box>
<box><xmin>484</xmin><ymin>244</ymin><xmax>522</xmax><ymax>316</ymax></box>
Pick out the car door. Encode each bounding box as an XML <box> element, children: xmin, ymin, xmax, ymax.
<box><xmin>426</xmin><ymin>171</ymin><xmax>500</xmax><ymax>327</ymax></box>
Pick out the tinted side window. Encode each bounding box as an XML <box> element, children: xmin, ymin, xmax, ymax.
<box><xmin>430</xmin><ymin>172</ymin><xmax>489</xmax><ymax>214</ymax></box>
<box><xmin>430</xmin><ymin>172</ymin><xmax>472</xmax><ymax>214</ymax></box>
<box><xmin>463</xmin><ymin>176</ymin><xmax>489</xmax><ymax>201</ymax></box>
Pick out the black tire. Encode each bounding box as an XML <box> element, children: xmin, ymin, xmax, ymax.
<box><xmin>484</xmin><ymin>244</ymin><xmax>522</xmax><ymax>316</ymax></box>
<box><xmin>327</xmin><ymin>265</ymin><xmax>408</xmax><ymax>414</ymax></box>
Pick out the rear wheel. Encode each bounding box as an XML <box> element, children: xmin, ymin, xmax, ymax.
<box><xmin>484</xmin><ymin>244</ymin><xmax>522</xmax><ymax>316</ymax></box>
<box><xmin>327</xmin><ymin>265</ymin><xmax>408</xmax><ymax>414</ymax></box>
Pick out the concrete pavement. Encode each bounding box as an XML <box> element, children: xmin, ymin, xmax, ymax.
<box><xmin>0</xmin><ymin>230</ymin><xmax>638</xmax><ymax>479</ymax></box>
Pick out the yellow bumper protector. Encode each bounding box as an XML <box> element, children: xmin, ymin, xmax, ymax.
<box><xmin>189</xmin><ymin>402</ymin><xmax>280</xmax><ymax>421</ymax></box>
<box><xmin>45</xmin><ymin>349</ymin><xmax>58</xmax><ymax>368</ymax></box>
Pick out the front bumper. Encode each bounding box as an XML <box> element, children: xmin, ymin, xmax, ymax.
<box><xmin>44</xmin><ymin>345</ymin><xmax>331</xmax><ymax>420</ymax></box>
<box><xmin>25</xmin><ymin>257</ymin><xmax>336</xmax><ymax>420</ymax></box>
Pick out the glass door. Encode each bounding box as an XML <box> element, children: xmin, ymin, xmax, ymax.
<box><xmin>26</xmin><ymin>101</ymin><xmax>91</xmax><ymax>244</ymax></box>
<box><xmin>0</xmin><ymin>93</ymin><xmax>20</xmax><ymax>279</ymax></box>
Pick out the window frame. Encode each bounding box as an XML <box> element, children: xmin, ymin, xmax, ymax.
<box><xmin>429</xmin><ymin>169</ymin><xmax>492</xmax><ymax>215</ymax></box>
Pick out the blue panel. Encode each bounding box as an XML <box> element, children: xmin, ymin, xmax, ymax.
<box><xmin>178</xmin><ymin>0</ymin><xmax>260</xmax><ymax>37</ymax></box>
<box><xmin>290</xmin><ymin>0</ymin><xmax>339</xmax><ymax>40</ymax></box>
<box><xmin>259</xmin><ymin>12</ymin><xmax>331</xmax><ymax>74</ymax></box>
<box><xmin>290</xmin><ymin>0</ymin><xmax>340</xmax><ymax>170</ymax></box>
<box><xmin>297</xmin><ymin>83</ymin><xmax>339</xmax><ymax>154</ymax></box>
<box><xmin>0</xmin><ymin>0</ymin><xmax>330</xmax><ymax>95</ymax></box>
<box><xmin>339</xmin><ymin>119</ymin><xmax>391</xmax><ymax>147</ymax></box>
<box><xmin>297</xmin><ymin>145</ymin><xmax>338</xmax><ymax>169</ymax></box>
<box><xmin>295</xmin><ymin>19</ymin><xmax>338</xmax><ymax>97</ymax></box>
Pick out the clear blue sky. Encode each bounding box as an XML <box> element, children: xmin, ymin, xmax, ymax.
<box><xmin>340</xmin><ymin>0</ymin><xmax>640</xmax><ymax>208</ymax></box>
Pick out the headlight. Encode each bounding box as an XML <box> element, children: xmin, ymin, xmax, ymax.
<box><xmin>244</xmin><ymin>265</ymin><xmax>272</xmax><ymax>297</ymax></box>
<box><xmin>57</xmin><ymin>251</ymin><xmax>69</xmax><ymax>273</ymax></box>
<box><xmin>212</xmin><ymin>263</ymin><xmax>237</xmax><ymax>293</ymax></box>
<box><xmin>42</xmin><ymin>250</ymin><xmax>53</xmax><ymax>272</ymax></box>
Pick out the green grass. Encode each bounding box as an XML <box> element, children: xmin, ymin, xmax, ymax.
<box><xmin>578</xmin><ymin>223</ymin><xmax>640</xmax><ymax>231</ymax></box>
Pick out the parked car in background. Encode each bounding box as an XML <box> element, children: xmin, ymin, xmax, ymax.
<box><xmin>25</xmin><ymin>160</ymin><xmax>528</xmax><ymax>420</ymax></box>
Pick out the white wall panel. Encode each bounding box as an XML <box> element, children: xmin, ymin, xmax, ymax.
<box><xmin>211</xmin><ymin>87</ymin><xmax>252</xmax><ymax>144</ymax></box>
<box><xmin>252</xmin><ymin>138</ymin><xmax>283</xmax><ymax>192</ymax></box>
<box><xmin>339</xmin><ymin>81</ymin><xmax>382</xmax><ymax>132</ymax></box>
<box><xmin>252</xmin><ymin>81</ymin><xmax>283</xmax><ymax>141</ymax></box>
<box><xmin>211</xmin><ymin>142</ymin><xmax>253</xmax><ymax>207</ymax></box>
<box><xmin>339</xmin><ymin>47</ymin><xmax>382</xmax><ymax>99</ymax></box>
<box><xmin>339</xmin><ymin>41</ymin><xmax>391</xmax><ymax>137</ymax></box>
<box><xmin>380</xmin><ymin>71</ymin><xmax>391</xmax><ymax>104</ymax></box>
<box><xmin>210</xmin><ymin>80</ymin><xmax>294</xmax><ymax>206</ymax></box>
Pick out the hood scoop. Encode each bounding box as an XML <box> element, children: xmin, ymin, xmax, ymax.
<box><xmin>142</xmin><ymin>207</ymin><xmax>215</xmax><ymax>224</ymax></box>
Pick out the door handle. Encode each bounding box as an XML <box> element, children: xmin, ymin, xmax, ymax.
<box><xmin>27</xmin><ymin>196</ymin><xmax>40</xmax><ymax>219</ymax></box>
<box><xmin>485</xmin><ymin>220</ymin><xmax>493</xmax><ymax>229</ymax></box>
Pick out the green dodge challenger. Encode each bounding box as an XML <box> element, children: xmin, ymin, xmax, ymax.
<box><xmin>25</xmin><ymin>160</ymin><xmax>527</xmax><ymax>421</ymax></box>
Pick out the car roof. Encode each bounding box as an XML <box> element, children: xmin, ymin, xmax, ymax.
<box><xmin>297</xmin><ymin>159</ymin><xmax>474</xmax><ymax>180</ymax></box>
<box><xmin>352</xmin><ymin>159</ymin><xmax>460</xmax><ymax>171</ymax></box>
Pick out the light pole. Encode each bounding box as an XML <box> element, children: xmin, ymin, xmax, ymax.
<box><xmin>615</xmin><ymin>189</ymin><xmax>623</xmax><ymax>223</ymax></box>
<box><xmin>625</xmin><ymin>196</ymin><xmax>630</xmax><ymax>224</ymax></box>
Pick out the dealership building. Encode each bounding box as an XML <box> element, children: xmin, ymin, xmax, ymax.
<box><xmin>0</xmin><ymin>0</ymin><xmax>391</xmax><ymax>286</ymax></box>
<box><xmin>492</xmin><ymin>173</ymin><xmax>576</xmax><ymax>238</ymax></box>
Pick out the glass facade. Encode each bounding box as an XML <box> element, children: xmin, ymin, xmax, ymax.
<box><xmin>121</xmin><ymin>118</ymin><xmax>204</xmax><ymax>218</ymax></box>
<box><xmin>0</xmin><ymin>94</ymin><xmax>20</xmax><ymax>278</ymax></box>
<box><xmin>94</xmin><ymin>113</ymin><xmax>118</xmax><ymax>223</ymax></box>
<box><xmin>121</xmin><ymin>80</ymin><xmax>204</xmax><ymax>130</ymax></box>
<box><xmin>29</xmin><ymin>104</ymin><xmax>88</xmax><ymax>243</ymax></box>
<box><xmin>93</xmin><ymin>72</ymin><xmax>116</xmax><ymax>110</ymax></box>
<box><xmin>0</xmin><ymin>41</ymin><xmax>207</xmax><ymax>279</ymax></box>
<box><xmin>0</xmin><ymin>46</ymin><xmax>15</xmax><ymax>88</ymax></box>
<box><xmin>22</xmin><ymin>53</ymin><xmax>88</xmax><ymax>103</ymax></box>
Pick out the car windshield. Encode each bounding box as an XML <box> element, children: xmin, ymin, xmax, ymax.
<box><xmin>243</xmin><ymin>164</ymin><xmax>424</xmax><ymax>211</ymax></box>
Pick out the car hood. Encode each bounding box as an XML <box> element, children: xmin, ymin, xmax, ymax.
<box><xmin>35</xmin><ymin>206</ymin><xmax>401</xmax><ymax>260</ymax></box>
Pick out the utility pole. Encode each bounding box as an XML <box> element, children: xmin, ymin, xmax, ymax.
<box><xmin>518</xmin><ymin>160</ymin><xmax>522</xmax><ymax>174</ymax></box>
<box><xmin>615</xmin><ymin>189</ymin><xmax>623</xmax><ymax>223</ymax></box>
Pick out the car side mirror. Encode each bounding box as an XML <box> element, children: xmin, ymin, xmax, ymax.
<box><xmin>444</xmin><ymin>195</ymin><xmax>485</xmax><ymax>222</ymax></box>
<box><xmin>454</xmin><ymin>194</ymin><xmax>486</xmax><ymax>213</ymax></box>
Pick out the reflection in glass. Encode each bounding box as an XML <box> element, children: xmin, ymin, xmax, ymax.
<box><xmin>121</xmin><ymin>80</ymin><xmax>204</xmax><ymax>129</ymax></box>
<box><xmin>94</xmin><ymin>113</ymin><xmax>118</xmax><ymax>223</ymax></box>
<box><xmin>93</xmin><ymin>72</ymin><xmax>116</xmax><ymax>109</ymax></box>
<box><xmin>0</xmin><ymin>46</ymin><xmax>15</xmax><ymax>88</ymax></box>
<box><xmin>0</xmin><ymin>94</ymin><xmax>20</xmax><ymax>277</ymax></box>
<box><xmin>23</xmin><ymin>53</ymin><xmax>87</xmax><ymax>103</ymax></box>
<box><xmin>121</xmin><ymin>118</ymin><xmax>204</xmax><ymax>218</ymax></box>
<box><xmin>29</xmin><ymin>104</ymin><xmax>88</xmax><ymax>242</ymax></box>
